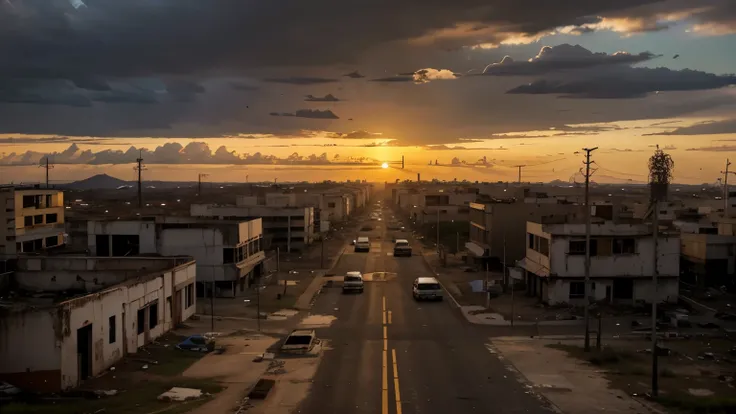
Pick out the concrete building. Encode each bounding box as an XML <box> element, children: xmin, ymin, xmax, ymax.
<box><xmin>680</xmin><ymin>233</ymin><xmax>736</xmax><ymax>289</ymax></box>
<box><xmin>465</xmin><ymin>200</ymin><xmax>584</xmax><ymax>269</ymax></box>
<box><xmin>0</xmin><ymin>186</ymin><xmax>66</xmax><ymax>256</ymax></box>
<box><xmin>0</xmin><ymin>256</ymin><xmax>196</xmax><ymax>392</ymax></box>
<box><xmin>396</xmin><ymin>188</ymin><xmax>478</xmax><ymax>224</ymax></box>
<box><xmin>191</xmin><ymin>203</ymin><xmax>314</xmax><ymax>253</ymax></box>
<box><xmin>520</xmin><ymin>220</ymin><xmax>680</xmax><ymax>305</ymax></box>
<box><xmin>86</xmin><ymin>217</ymin><xmax>265</xmax><ymax>297</ymax></box>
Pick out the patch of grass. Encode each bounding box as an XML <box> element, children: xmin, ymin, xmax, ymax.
<box><xmin>2</xmin><ymin>379</ymin><xmax>223</xmax><ymax>414</ymax></box>
<box><xmin>655</xmin><ymin>394</ymin><xmax>736</xmax><ymax>414</ymax></box>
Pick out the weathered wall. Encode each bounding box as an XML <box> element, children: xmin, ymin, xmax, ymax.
<box><xmin>0</xmin><ymin>310</ymin><xmax>61</xmax><ymax>391</ymax></box>
<box><xmin>87</xmin><ymin>220</ymin><xmax>157</xmax><ymax>255</ymax></box>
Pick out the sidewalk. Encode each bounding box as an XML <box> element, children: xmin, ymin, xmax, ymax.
<box><xmin>490</xmin><ymin>337</ymin><xmax>664</xmax><ymax>414</ymax></box>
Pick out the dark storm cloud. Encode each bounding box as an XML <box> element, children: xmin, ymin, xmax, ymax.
<box><xmin>481</xmin><ymin>44</ymin><xmax>657</xmax><ymax>76</ymax></box>
<box><xmin>263</xmin><ymin>77</ymin><xmax>339</xmax><ymax>85</ymax></box>
<box><xmin>270</xmin><ymin>109</ymin><xmax>339</xmax><ymax>119</ymax></box>
<box><xmin>506</xmin><ymin>68</ymin><xmax>736</xmax><ymax>98</ymax></box>
<box><xmin>305</xmin><ymin>94</ymin><xmax>341</xmax><ymax>102</ymax></box>
<box><xmin>0</xmin><ymin>0</ymin><xmax>676</xmax><ymax>79</ymax></box>
<box><xmin>71</xmin><ymin>77</ymin><xmax>111</xmax><ymax>91</ymax></box>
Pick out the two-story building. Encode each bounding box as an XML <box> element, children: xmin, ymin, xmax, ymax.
<box><xmin>0</xmin><ymin>186</ymin><xmax>66</xmax><ymax>256</ymax></box>
<box><xmin>86</xmin><ymin>217</ymin><xmax>264</xmax><ymax>297</ymax></box>
<box><xmin>520</xmin><ymin>219</ymin><xmax>680</xmax><ymax>305</ymax></box>
<box><xmin>192</xmin><ymin>202</ymin><xmax>314</xmax><ymax>253</ymax></box>
<box><xmin>466</xmin><ymin>199</ymin><xmax>583</xmax><ymax>269</ymax></box>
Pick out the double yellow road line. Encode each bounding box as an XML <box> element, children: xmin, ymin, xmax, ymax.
<box><xmin>382</xmin><ymin>296</ymin><xmax>401</xmax><ymax>414</ymax></box>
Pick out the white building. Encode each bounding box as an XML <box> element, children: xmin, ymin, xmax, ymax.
<box><xmin>520</xmin><ymin>220</ymin><xmax>680</xmax><ymax>305</ymax></box>
<box><xmin>192</xmin><ymin>203</ymin><xmax>314</xmax><ymax>252</ymax></box>
<box><xmin>86</xmin><ymin>217</ymin><xmax>265</xmax><ymax>297</ymax></box>
<box><xmin>0</xmin><ymin>256</ymin><xmax>196</xmax><ymax>392</ymax></box>
<box><xmin>0</xmin><ymin>186</ymin><xmax>66</xmax><ymax>256</ymax></box>
<box><xmin>396</xmin><ymin>188</ymin><xmax>477</xmax><ymax>224</ymax></box>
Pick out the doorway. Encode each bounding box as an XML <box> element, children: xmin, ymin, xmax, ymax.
<box><xmin>77</xmin><ymin>324</ymin><xmax>93</xmax><ymax>382</ymax></box>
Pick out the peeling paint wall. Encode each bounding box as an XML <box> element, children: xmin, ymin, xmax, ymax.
<box><xmin>0</xmin><ymin>261</ymin><xmax>197</xmax><ymax>392</ymax></box>
<box><xmin>87</xmin><ymin>220</ymin><xmax>157</xmax><ymax>255</ymax></box>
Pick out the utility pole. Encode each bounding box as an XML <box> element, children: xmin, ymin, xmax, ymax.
<box><xmin>436</xmin><ymin>209</ymin><xmax>440</xmax><ymax>254</ymax></box>
<box><xmin>485</xmin><ymin>262</ymin><xmax>490</xmax><ymax>309</ymax></box>
<box><xmin>198</xmin><ymin>173</ymin><xmax>209</xmax><ymax>196</ymax></box>
<box><xmin>512</xmin><ymin>165</ymin><xmax>526</xmax><ymax>185</ymax></box>
<box><xmin>320</xmin><ymin>234</ymin><xmax>325</xmax><ymax>268</ymax></box>
<box><xmin>210</xmin><ymin>274</ymin><xmax>215</xmax><ymax>333</ymax></box>
<box><xmin>580</xmin><ymin>147</ymin><xmax>598</xmax><ymax>352</ymax></box>
<box><xmin>134</xmin><ymin>151</ymin><xmax>146</xmax><ymax>208</ymax></box>
<box><xmin>40</xmin><ymin>157</ymin><xmax>54</xmax><ymax>188</ymax></box>
<box><xmin>505</xmin><ymin>232</ymin><xmax>513</xmax><ymax>327</ymax></box>
<box><xmin>402</xmin><ymin>156</ymin><xmax>405</xmax><ymax>169</ymax></box>
<box><xmin>722</xmin><ymin>159</ymin><xmax>734</xmax><ymax>216</ymax></box>
<box><xmin>651</xmin><ymin>204</ymin><xmax>659</xmax><ymax>396</ymax></box>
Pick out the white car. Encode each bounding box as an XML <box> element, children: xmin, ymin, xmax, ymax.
<box><xmin>343</xmin><ymin>271</ymin><xmax>364</xmax><ymax>294</ymax></box>
<box><xmin>413</xmin><ymin>277</ymin><xmax>443</xmax><ymax>301</ymax></box>
<box><xmin>355</xmin><ymin>236</ymin><xmax>370</xmax><ymax>252</ymax></box>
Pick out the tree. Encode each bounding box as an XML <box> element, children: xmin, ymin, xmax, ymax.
<box><xmin>648</xmin><ymin>145</ymin><xmax>675</xmax><ymax>184</ymax></box>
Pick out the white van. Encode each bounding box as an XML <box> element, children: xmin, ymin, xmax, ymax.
<box><xmin>412</xmin><ymin>277</ymin><xmax>443</xmax><ymax>301</ymax></box>
<box><xmin>355</xmin><ymin>236</ymin><xmax>370</xmax><ymax>252</ymax></box>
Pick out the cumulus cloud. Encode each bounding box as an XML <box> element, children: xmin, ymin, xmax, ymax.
<box><xmin>305</xmin><ymin>94</ymin><xmax>341</xmax><ymax>102</ymax></box>
<box><xmin>481</xmin><ymin>44</ymin><xmax>657</xmax><ymax>76</ymax></box>
<box><xmin>0</xmin><ymin>142</ymin><xmax>373</xmax><ymax>165</ymax></box>
<box><xmin>424</xmin><ymin>144</ymin><xmax>509</xmax><ymax>151</ymax></box>
<box><xmin>507</xmin><ymin>67</ymin><xmax>736</xmax><ymax>98</ymax></box>
<box><xmin>270</xmin><ymin>109</ymin><xmax>339</xmax><ymax>119</ymax></box>
<box><xmin>263</xmin><ymin>77</ymin><xmax>338</xmax><ymax>85</ymax></box>
<box><xmin>413</xmin><ymin>68</ymin><xmax>458</xmax><ymax>83</ymax></box>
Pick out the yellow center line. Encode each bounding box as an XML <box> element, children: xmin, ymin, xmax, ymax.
<box><xmin>383</xmin><ymin>310</ymin><xmax>387</xmax><ymax>325</ymax></box>
<box><xmin>382</xmin><ymin>349</ymin><xmax>388</xmax><ymax>414</ymax></box>
<box><xmin>382</xmin><ymin>296</ymin><xmax>386</xmax><ymax>312</ymax></box>
<box><xmin>388</xmin><ymin>310</ymin><xmax>392</xmax><ymax>325</ymax></box>
<box><xmin>392</xmin><ymin>348</ymin><xmax>402</xmax><ymax>414</ymax></box>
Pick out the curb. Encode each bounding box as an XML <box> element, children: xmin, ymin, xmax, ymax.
<box><xmin>419</xmin><ymin>251</ymin><xmax>462</xmax><ymax>309</ymax></box>
<box><xmin>680</xmin><ymin>295</ymin><xmax>717</xmax><ymax>313</ymax></box>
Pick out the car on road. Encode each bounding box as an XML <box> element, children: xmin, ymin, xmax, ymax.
<box><xmin>393</xmin><ymin>239</ymin><xmax>412</xmax><ymax>257</ymax></box>
<box><xmin>412</xmin><ymin>277</ymin><xmax>443</xmax><ymax>301</ymax></box>
<box><xmin>355</xmin><ymin>236</ymin><xmax>370</xmax><ymax>252</ymax></box>
<box><xmin>343</xmin><ymin>271</ymin><xmax>364</xmax><ymax>294</ymax></box>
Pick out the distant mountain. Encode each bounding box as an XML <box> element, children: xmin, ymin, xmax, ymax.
<box><xmin>62</xmin><ymin>174</ymin><xmax>130</xmax><ymax>190</ymax></box>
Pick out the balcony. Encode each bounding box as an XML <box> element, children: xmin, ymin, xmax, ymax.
<box><xmin>14</xmin><ymin>222</ymin><xmax>65</xmax><ymax>237</ymax></box>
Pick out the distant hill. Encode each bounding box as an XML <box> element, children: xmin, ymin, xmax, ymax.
<box><xmin>62</xmin><ymin>174</ymin><xmax>130</xmax><ymax>190</ymax></box>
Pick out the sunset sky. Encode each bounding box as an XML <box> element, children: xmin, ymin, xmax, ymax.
<box><xmin>1</xmin><ymin>0</ymin><xmax>735</xmax><ymax>185</ymax></box>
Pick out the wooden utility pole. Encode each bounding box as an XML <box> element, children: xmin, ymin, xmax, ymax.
<box><xmin>722</xmin><ymin>159</ymin><xmax>734</xmax><ymax>216</ymax></box>
<box><xmin>651</xmin><ymin>205</ymin><xmax>659</xmax><ymax>396</ymax></box>
<box><xmin>513</xmin><ymin>165</ymin><xmax>526</xmax><ymax>185</ymax></box>
<box><xmin>134</xmin><ymin>151</ymin><xmax>146</xmax><ymax>208</ymax></box>
<box><xmin>198</xmin><ymin>173</ymin><xmax>210</xmax><ymax>196</ymax></box>
<box><xmin>40</xmin><ymin>157</ymin><xmax>54</xmax><ymax>188</ymax></box>
<box><xmin>581</xmin><ymin>147</ymin><xmax>598</xmax><ymax>352</ymax></box>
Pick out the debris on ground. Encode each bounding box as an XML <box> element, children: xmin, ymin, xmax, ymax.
<box><xmin>158</xmin><ymin>387</ymin><xmax>204</xmax><ymax>401</ymax></box>
<box><xmin>248</xmin><ymin>379</ymin><xmax>275</xmax><ymax>400</ymax></box>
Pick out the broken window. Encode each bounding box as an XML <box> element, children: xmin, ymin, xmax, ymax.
<box><xmin>185</xmin><ymin>284</ymin><xmax>194</xmax><ymax>308</ymax></box>
<box><xmin>569</xmin><ymin>240</ymin><xmax>597</xmax><ymax>256</ymax></box>
<box><xmin>137</xmin><ymin>308</ymin><xmax>145</xmax><ymax>335</ymax></box>
<box><xmin>34</xmin><ymin>215</ymin><xmax>43</xmax><ymax>224</ymax></box>
<box><xmin>109</xmin><ymin>315</ymin><xmax>116</xmax><ymax>344</ymax></box>
<box><xmin>613</xmin><ymin>238</ymin><xmax>636</xmax><ymax>255</ymax></box>
<box><xmin>223</xmin><ymin>247</ymin><xmax>234</xmax><ymax>264</ymax></box>
<box><xmin>149</xmin><ymin>302</ymin><xmax>158</xmax><ymax>329</ymax></box>
<box><xmin>328</xmin><ymin>202</ymin><xmax>336</xmax><ymax>208</ymax></box>
<box><xmin>111</xmin><ymin>235</ymin><xmax>139</xmax><ymax>256</ymax></box>
<box><xmin>539</xmin><ymin>238</ymin><xmax>549</xmax><ymax>256</ymax></box>
<box><xmin>569</xmin><ymin>282</ymin><xmax>585</xmax><ymax>299</ymax></box>
<box><xmin>45</xmin><ymin>194</ymin><xmax>53</xmax><ymax>207</ymax></box>
<box><xmin>45</xmin><ymin>236</ymin><xmax>58</xmax><ymax>248</ymax></box>
<box><xmin>528</xmin><ymin>233</ymin><xmax>535</xmax><ymax>249</ymax></box>
<box><xmin>46</xmin><ymin>213</ymin><xmax>58</xmax><ymax>223</ymax></box>
<box><xmin>24</xmin><ymin>216</ymin><xmax>32</xmax><ymax>227</ymax></box>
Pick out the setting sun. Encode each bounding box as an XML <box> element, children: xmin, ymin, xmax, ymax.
<box><xmin>381</xmin><ymin>162</ymin><xmax>389</xmax><ymax>169</ymax></box>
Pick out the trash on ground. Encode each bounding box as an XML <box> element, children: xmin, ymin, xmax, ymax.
<box><xmin>158</xmin><ymin>387</ymin><xmax>204</xmax><ymax>401</ymax></box>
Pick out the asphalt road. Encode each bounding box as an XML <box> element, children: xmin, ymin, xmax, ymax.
<box><xmin>297</xmin><ymin>208</ymin><xmax>555</xmax><ymax>414</ymax></box>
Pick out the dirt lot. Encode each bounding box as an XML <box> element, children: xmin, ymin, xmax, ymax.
<box><xmin>548</xmin><ymin>336</ymin><xmax>736</xmax><ymax>413</ymax></box>
<box><xmin>3</xmin><ymin>333</ymin><xmax>222</xmax><ymax>414</ymax></box>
